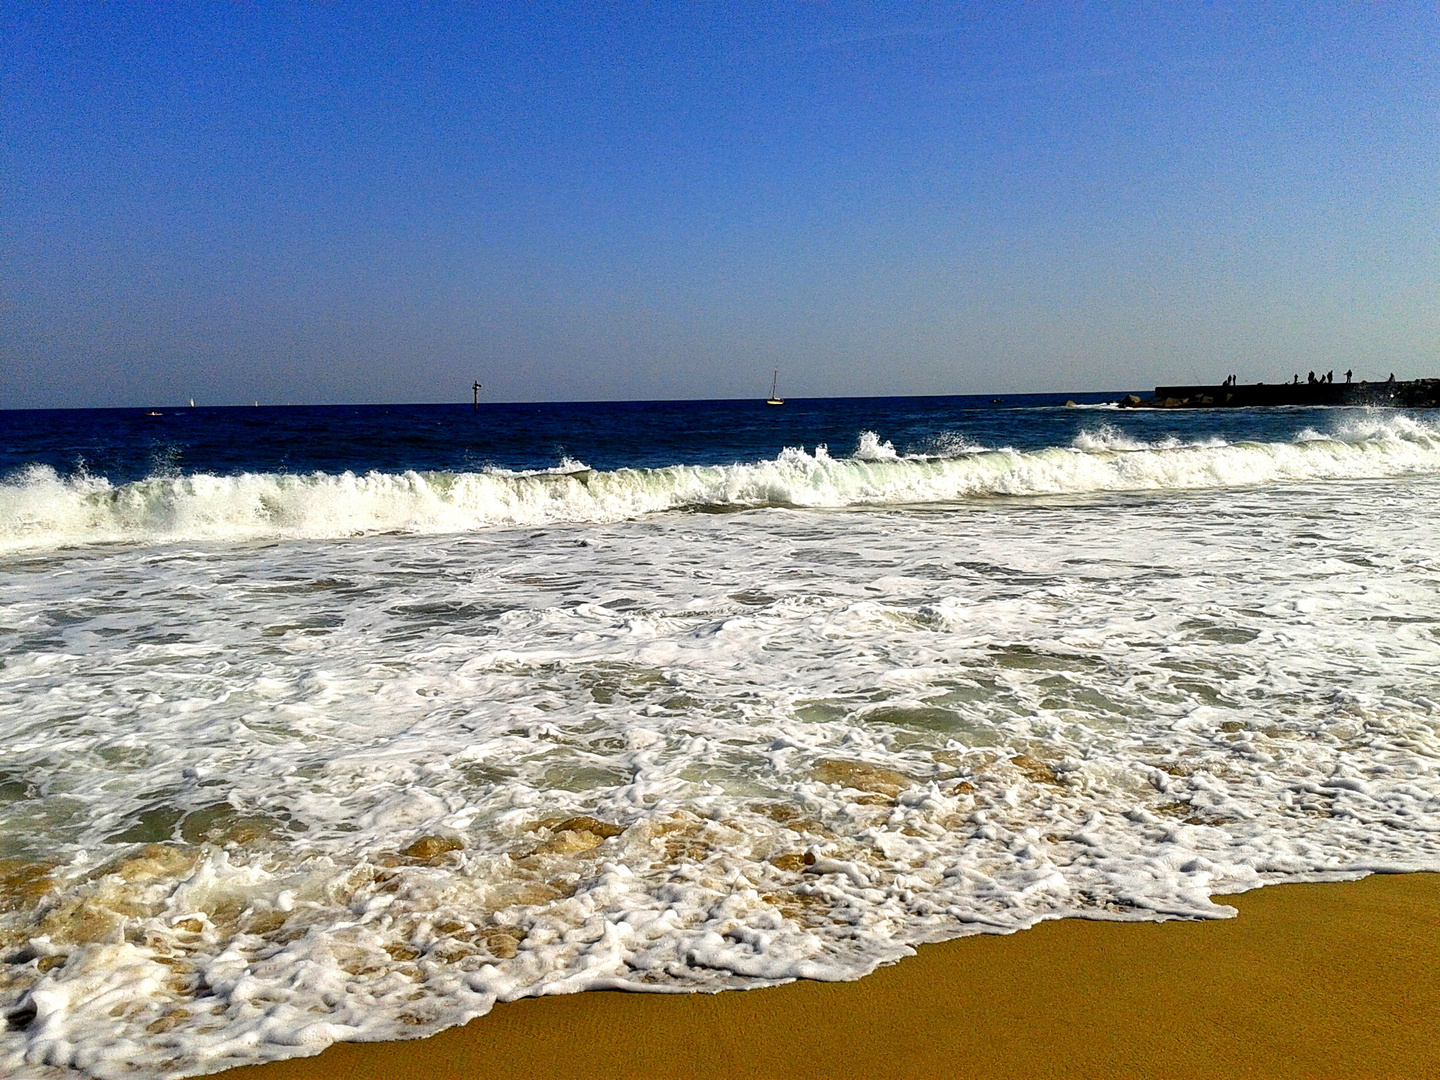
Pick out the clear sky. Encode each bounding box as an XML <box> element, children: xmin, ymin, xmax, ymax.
<box><xmin>2</xmin><ymin>2</ymin><xmax>1437</xmax><ymax>408</ymax></box>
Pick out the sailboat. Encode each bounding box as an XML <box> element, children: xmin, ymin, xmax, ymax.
<box><xmin>766</xmin><ymin>369</ymin><xmax>784</xmax><ymax>406</ymax></box>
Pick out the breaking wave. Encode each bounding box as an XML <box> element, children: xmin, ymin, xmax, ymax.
<box><xmin>5</xmin><ymin>417</ymin><xmax>1440</xmax><ymax>553</ymax></box>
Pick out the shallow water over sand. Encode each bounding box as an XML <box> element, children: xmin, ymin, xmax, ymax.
<box><xmin>4</xmin><ymin>406</ymin><xmax>1440</xmax><ymax>1077</ymax></box>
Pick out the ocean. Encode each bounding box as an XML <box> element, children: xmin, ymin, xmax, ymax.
<box><xmin>4</xmin><ymin>394</ymin><xmax>1440</xmax><ymax>1078</ymax></box>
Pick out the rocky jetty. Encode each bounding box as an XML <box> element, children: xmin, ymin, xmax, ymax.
<box><xmin>1118</xmin><ymin>378</ymin><xmax>1440</xmax><ymax>409</ymax></box>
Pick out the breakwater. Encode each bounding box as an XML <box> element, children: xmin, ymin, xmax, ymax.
<box><xmin>1119</xmin><ymin>379</ymin><xmax>1440</xmax><ymax>409</ymax></box>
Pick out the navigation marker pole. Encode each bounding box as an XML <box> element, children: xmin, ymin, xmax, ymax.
<box><xmin>473</xmin><ymin>381</ymin><xmax>482</xmax><ymax>411</ymax></box>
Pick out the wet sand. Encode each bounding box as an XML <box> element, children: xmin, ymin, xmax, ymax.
<box><xmin>223</xmin><ymin>872</ymin><xmax>1440</xmax><ymax>1080</ymax></box>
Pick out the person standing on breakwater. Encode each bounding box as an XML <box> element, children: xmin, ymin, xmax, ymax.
<box><xmin>1346</xmin><ymin>370</ymin><xmax>1353</xmax><ymax>382</ymax></box>
<box><xmin>1308</xmin><ymin>371</ymin><xmax>1317</xmax><ymax>384</ymax></box>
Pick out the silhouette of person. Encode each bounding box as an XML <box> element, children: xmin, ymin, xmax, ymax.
<box><xmin>1308</xmin><ymin>371</ymin><xmax>1316</xmax><ymax>384</ymax></box>
<box><xmin>1345</xmin><ymin>370</ymin><xmax>1353</xmax><ymax>383</ymax></box>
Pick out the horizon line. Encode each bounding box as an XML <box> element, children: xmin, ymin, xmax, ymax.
<box><xmin>1</xmin><ymin>389</ymin><xmax>1139</xmax><ymax>413</ymax></box>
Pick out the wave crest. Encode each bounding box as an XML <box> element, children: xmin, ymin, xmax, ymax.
<box><xmin>5</xmin><ymin>417</ymin><xmax>1440</xmax><ymax>552</ymax></box>
<box><xmin>1070</xmin><ymin>424</ymin><xmax>1227</xmax><ymax>452</ymax></box>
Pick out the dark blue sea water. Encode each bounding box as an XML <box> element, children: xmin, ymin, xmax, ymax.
<box><xmin>0</xmin><ymin>393</ymin><xmax>1408</xmax><ymax>482</ymax></box>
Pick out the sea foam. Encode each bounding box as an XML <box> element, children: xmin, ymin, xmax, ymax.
<box><xmin>4</xmin><ymin>416</ymin><xmax>1440</xmax><ymax>553</ymax></box>
<box><xmin>3</xmin><ymin>468</ymin><xmax>1440</xmax><ymax>1077</ymax></box>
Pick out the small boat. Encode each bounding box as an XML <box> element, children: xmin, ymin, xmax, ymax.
<box><xmin>766</xmin><ymin>370</ymin><xmax>784</xmax><ymax>406</ymax></box>
<box><xmin>144</xmin><ymin>411</ymin><xmax>163</xmax><ymax>417</ymax></box>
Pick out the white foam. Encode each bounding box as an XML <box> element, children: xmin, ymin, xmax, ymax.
<box><xmin>4</xmin><ymin>416</ymin><xmax>1440</xmax><ymax>554</ymax></box>
<box><xmin>5</xmin><ymin>431</ymin><xmax>1440</xmax><ymax>1078</ymax></box>
<box><xmin>1069</xmin><ymin>423</ymin><xmax>1228</xmax><ymax>452</ymax></box>
<box><xmin>853</xmin><ymin>431</ymin><xmax>898</xmax><ymax>460</ymax></box>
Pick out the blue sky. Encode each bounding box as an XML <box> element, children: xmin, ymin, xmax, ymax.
<box><xmin>3</xmin><ymin>2</ymin><xmax>1436</xmax><ymax>407</ymax></box>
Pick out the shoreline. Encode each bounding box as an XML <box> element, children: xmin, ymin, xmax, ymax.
<box><xmin>220</xmin><ymin>872</ymin><xmax>1440</xmax><ymax>1080</ymax></box>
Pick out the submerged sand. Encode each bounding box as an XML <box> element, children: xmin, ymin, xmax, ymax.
<box><xmin>223</xmin><ymin>873</ymin><xmax>1440</xmax><ymax>1079</ymax></box>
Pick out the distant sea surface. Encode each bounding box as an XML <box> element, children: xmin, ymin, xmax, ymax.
<box><xmin>5</xmin><ymin>394</ymin><xmax>1440</xmax><ymax>1078</ymax></box>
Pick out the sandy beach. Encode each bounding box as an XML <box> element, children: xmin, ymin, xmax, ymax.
<box><xmin>221</xmin><ymin>872</ymin><xmax>1440</xmax><ymax>1080</ymax></box>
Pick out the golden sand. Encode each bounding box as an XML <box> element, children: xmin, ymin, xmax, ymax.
<box><xmin>223</xmin><ymin>873</ymin><xmax>1440</xmax><ymax>1079</ymax></box>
